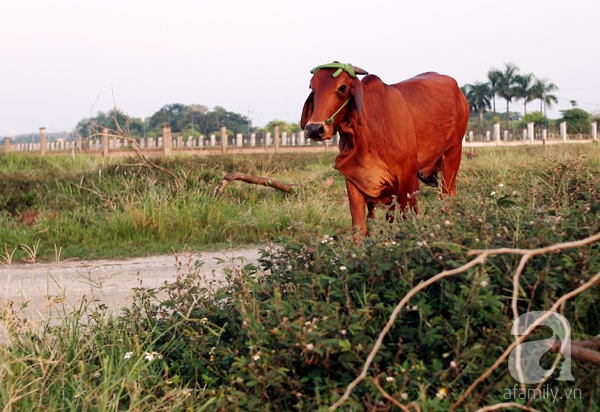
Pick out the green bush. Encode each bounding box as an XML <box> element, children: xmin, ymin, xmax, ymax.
<box><xmin>113</xmin><ymin>151</ymin><xmax>600</xmax><ymax>410</ymax></box>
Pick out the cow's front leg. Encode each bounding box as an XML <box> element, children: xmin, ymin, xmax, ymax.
<box><xmin>396</xmin><ymin>174</ymin><xmax>419</xmax><ymax>217</ymax></box>
<box><xmin>345</xmin><ymin>180</ymin><xmax>367</xmax><ymax>237</ymax></box>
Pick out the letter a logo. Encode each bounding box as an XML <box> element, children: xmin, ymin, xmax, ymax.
<box><xmin>508</xmin><ymin>311</ymin><xmax>575</xmax><ymax>383</ymax></box>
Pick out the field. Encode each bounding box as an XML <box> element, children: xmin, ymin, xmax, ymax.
<box><xmin>0</xmin><ymin>144</ymin><xmax>599</xmax><ymax>411</ymax></box>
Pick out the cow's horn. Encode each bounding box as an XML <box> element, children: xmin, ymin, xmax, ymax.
<box><xmin>351</xmin><ymin>66</ymin><xmax>369</xmax><ymax>75</ymax></box>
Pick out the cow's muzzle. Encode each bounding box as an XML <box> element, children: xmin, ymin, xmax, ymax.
<box><xmin>305</xmin><ymin>122</ymin><xmax>325</xmax><ymax>140</ymax></box>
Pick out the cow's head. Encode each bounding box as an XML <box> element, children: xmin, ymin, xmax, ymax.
<box><xmin>301</xmin><ymin>62</ymin><xmax>368</xmax><ymax>141</ymax></box>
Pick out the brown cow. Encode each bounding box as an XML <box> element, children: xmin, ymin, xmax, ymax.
<box><xmin>301</xmin><ymin>62</ymin><xmax>469</xmax><ymax>235</ymax></box>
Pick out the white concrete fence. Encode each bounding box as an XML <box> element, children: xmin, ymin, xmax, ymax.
<box><xmin>2</xmin><ymin>124</ymin><xmax>340</xmax><ymax>156</ymax></box>
<box><xmin>466</xmin><ymin>122</ymin><xmax>597</xmax><ymax>144</ymax></box>
<box><xmin>3</xmin><ymin>122</ymin><xmax>598</xmax><ymax>155</ymax></box>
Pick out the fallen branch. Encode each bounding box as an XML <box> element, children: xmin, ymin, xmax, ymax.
<box><xmin>213</xmin><ymin>172</ymin><xmax>297</xmax><ymax>197</ymax></box>
<box><xmin>551</xmin><ymin>340</ymin><xmax>600</xmax><ymax>368</ymax></box>
<box><xmin>474</xmin><ymin>402</ymin><xmax>540</xmax><ymax>412</ymax></box>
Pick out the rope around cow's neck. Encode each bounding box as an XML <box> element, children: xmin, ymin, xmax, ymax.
<box><xmin>326</xmin><ymin>97</ymin><xmax>351</xmax><ymax>125</ymax></box>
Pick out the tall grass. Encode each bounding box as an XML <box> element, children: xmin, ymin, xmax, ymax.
<box><xmin>0</xmin><ymin>143</ymin><xmax>599</xmax><ymax>410</ymax></box>
<box><xmin>1</xmin><ymin>152</ymin><xmax>348</xmax><ymax>260</ymax></box>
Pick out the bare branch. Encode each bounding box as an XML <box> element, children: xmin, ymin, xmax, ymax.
<box><xmin>551</xmin><ymin>340</ymin><xmax>600</xmax><ymax>367</ymax></box>
<box><xmin>330</xmin><ymin>232</ymin><xmax>600</xmax><ymax>411</ymax></box>
<box><xmin>475</xmin><ymin>402</ymin><xmax>540</xmax><ymax>412</ymax></box>
<box><xmin>370</xmin><ymin>376</ymin><xmax>412</xmax><ymax>412</ymax></box>
<box><xmin>213</xmin><ymin>172</ymin><xmax>297</xmax><ymax>197</ymax></box>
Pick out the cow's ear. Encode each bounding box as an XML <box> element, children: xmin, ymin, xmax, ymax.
<box><xmin>351</xmin><ymin>77</ymin><xmax>364</xmax><ymax>125</ymax></box>
<box><xmin>300</xmin><ymin>91</ymin><xmax>314</xmax><ymax>129</ymax></box>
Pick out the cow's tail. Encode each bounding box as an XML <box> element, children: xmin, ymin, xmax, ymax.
<box><xmin>417</xmin><ymin>171</ymin><xmax>438</xmax><ymax>187</ymax></box>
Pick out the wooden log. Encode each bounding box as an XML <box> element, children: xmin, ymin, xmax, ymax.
<box><xmin>213</xmin><ymin>172</ymin><xmax>297</xmax><ymax>197</ymax></box>
<box><xmin>551</xmin><ymin>338</ymin><xmax>600</xmax><ymax>368</ymax></box>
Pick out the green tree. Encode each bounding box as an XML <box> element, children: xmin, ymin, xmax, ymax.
<box><xmin>560</xmin><ymin>108</ymin><xmax>591</xmax><ymax>134</ymax></box>
<box><xmin>262</xmin><ymin>120</ymin><xmax>301</xmax><ymax>135</ymax></box>
<box><xmin>532</xmin><ymin>78</ymin><xmax>558</xmax><ymax>113</ymax></box>
<box><xmin>462</xmin><ymin>82</ymin><xmax>491</xmax><ymax>135</ymax></box>
<box><xmin>75</xmin><ymin>109</ymin><xmax>142</xmax><ymax>138</ymax></box>
<box><xmin>148</xmin><ymin>103</ymin><xmax>189</xmax><ymax>133</ymax></box>
<box><xmin>486</xmin><ymin>69</ymin><xmax>502</xmax><ymax>115</ymax></box>
<box><xmin>517</xmin><ymin>111</ymin><xmax>547</xmax><ymax>129</ymax></box>
<box><xmin>513</xmin><ymin>73</ymin><xmax>536</xmax><ymax>116</ymax></box>
<box><xmin>494</xmin><ymin>62</ymin><xmax>520</xmax><ymax>131</ymax></box>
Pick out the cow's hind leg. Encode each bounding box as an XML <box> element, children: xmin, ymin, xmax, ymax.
<box><xmin>440</xmin><ymin>146</ymin><xmax>462</xmax><ymax>197</ymax></box>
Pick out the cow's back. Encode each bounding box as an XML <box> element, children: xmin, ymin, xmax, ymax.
<box><xmin>391</xmin><ymin>72</ymin><xmax>468</xmax><ymax>168</ymax></box>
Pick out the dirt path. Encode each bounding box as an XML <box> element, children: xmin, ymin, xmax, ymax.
<box><xmin>0</xmin><ymin>248</ymin><xmax>264</xmax><ymax>321</ymax></box>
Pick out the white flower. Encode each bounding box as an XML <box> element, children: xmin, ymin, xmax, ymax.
<box><xmin>436</xmin><ymin>388</ymin><xmax>448</xmax><ymax>399</ymax></box>
<box><xmin>306</xmin><ymin>343</ymin><xmax>314</xmax><ymax>351</ymax></box>
<box><xmin>490</xmin><ymin>191</ymin><xmax>496</xmax><ymax>196</ymax></box>
<box><xmin>480</xmin><ymin>280</ymin><xmax>489</xmax><ymax>288</ymax></box>
<box><xmin>450</xmin><ymin>360</ymin><xmax>458</xmax><ymax>368</ymax></box>
<box><xmin>386</xmin><ymin>376</ymin><xmax>395</xmax><ymax>382</ymax></box>
<box><xmin>339</xmin><ymin>265</ymin><xmax>347</xmax><ymax>271</ymax></box>
<box><xmin>412</xmin><ymin>305</ymin><xmax>418</xmax><ymax>311</ymax></box>
<box><xmin>498</xmin><ymin>182</ymin><xmax>504</xmax><ymax>188</ymax></box>
<box><xmin>124</xmin><ymin>351</ymin><xmax>133</xmax><ymax>360</ymax></box>
<box><xmin>416</xmin><ymin>240</ymin><xmax>427</xmax><ymax>247</ymax></box>
<box><xmin>401</xmin><ymin>393</ymin><xmax>408</xmax><ymax>400</ymax></box>
<box><xmin>144</xmin><ymin>351</ymin><xmax>163</xmax><ymax>362</ymax></box>
<box><xmin>341</xmin><ymin>329</ymin><xmax>347</xmax><ymax>335</ymax></box>
<box><xmin>443</xmin><ymin>219</ymin><xmax>451</xmax><ymax>226</ymax></box>
<box><xmin>253</xmin><ymin>354</ymin><xmax>261</xmax><ymax>361</ymax></box>
<box><xmin>200</xmin><ymin>317</ymin><xmax>208</xmax><ymax>324</ymax></box>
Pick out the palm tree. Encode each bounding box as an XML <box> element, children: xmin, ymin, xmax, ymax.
<box><xmin>513</xmin><ymin>73</ymin><xmax>536</xmax><ymax>116</ymax></box>
<box><xmin>532</xmin><ymin>78</ymin><xmax>559</xmax><ymax>112</ymax></box>
<box><xmin>487</xmin><ymin>69</ymin><xmax>502</xmax><ymax>116</ymax></box>
<box><xmin>495</xmin><ymin>62</ymin><xmax>520</xmax><ymax>131</ymax></box>
<box><xmin>462</xmin><ymin>82</ymin><xmax>491</xmax><ymax>135</ymax></box>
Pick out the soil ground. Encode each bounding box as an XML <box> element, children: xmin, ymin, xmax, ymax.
<box><xmin>0</xmin><ymin>248</ymin><xmax>264</xmax><ymax>323</ymax></box>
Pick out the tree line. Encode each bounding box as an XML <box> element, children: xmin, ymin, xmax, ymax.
<box><xmin>461</xmin><ymin>62</ymin><xmax>598</xmax><ymax>135</ymax></box>
<box><xmin>73</xmin><ymin>63</ymin><xmax>597</xmax><ymax>142</ymax></box>
<box><xmin>74</xmin><ymin>104</ymin><xmax>301</xmax><ymax>140</ymax></box>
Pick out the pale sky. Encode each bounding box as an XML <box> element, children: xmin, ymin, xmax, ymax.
<box><xmin>2</xmin><ymin>0</ymin><xmax>599</xmax><ymax>137</ymax></box>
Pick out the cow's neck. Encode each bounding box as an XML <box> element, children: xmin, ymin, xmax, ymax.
<box><xmin>334</xmin><ymin>121</ymin><xmax>368</xmax><ymax>170</ymax></box>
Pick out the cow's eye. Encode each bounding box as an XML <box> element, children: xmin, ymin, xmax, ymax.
<box><xmin>338</xmin><ymin>85</ymin><xmax>347</xmax><ymax>92</ymax></box>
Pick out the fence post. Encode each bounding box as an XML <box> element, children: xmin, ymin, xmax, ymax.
<box><xmin>560</xmin><ymin>122</ymin><xmax>567</xmax><ymax>142</ymax></box>
<box><xmin>527</xmin><ymin>122</ymin><xmax>534</xmax><ymax>144</ymax></box>
<box><xmin>40</xmin><ymin>127</ymin><xmax>47</xmax><ymax>155</ymax></box>
<box><xmin>591</xmin><ymin>122</ymin><xmax>597</xmax><ymax>141</ymax></box>
<box><xmin>493</xmin><ymin>123</ymin><xmax>500</xmax><ymax>143</ymax></box>
<box><xmin>221</xmin><ymin>126</ymin><xmax>227</xmax><ymax>154</ymax></box>
<box><xmin>250</xmin><ymin>132</ymin><xmax>256</xmax><ymax>147</ymax></box>
<box><xmin>4</xmin><ymin>137</ymin><xmax>10</xmax><ymax>153</ymax></box>
<box><xmin>162</xmin><ymin>125</ymin><xmax>172</xmax><ymax>156</ymax></box>
<box><xmin>102</xmin><ymin>127</ymin><xmax>109</xmax><ymax>157</ymax></box>
<box><xmin>236</xmin><ymin>133</ymin><xmax>243</xmax><ymax>147</ymax></box>
<box><xmin>274</xmin><ymin>124</ymin><xmax>280</xmax><ymax>152</ymax></box>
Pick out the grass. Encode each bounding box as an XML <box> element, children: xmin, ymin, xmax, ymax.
<box><xmin>0</xmin><ymin>143</ymin><xmax>599</xmax><ymax>411</ymax></box>
<box><xmin>0</xmin><ymin>152</ymin><xmax>349</xmax><ymax>260</ymax></box>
